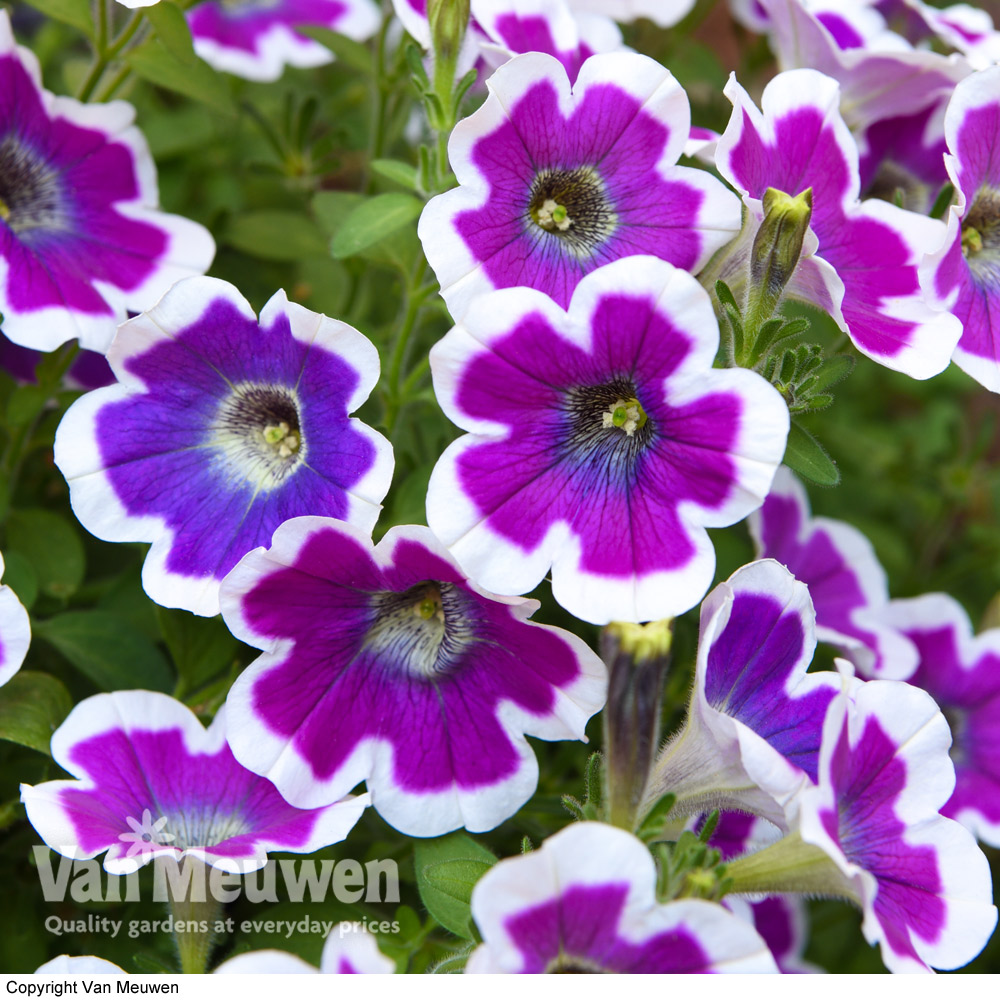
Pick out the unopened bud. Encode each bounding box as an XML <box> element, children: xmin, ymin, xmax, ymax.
<box><xmin>748</xmin><ymin>187</ymin><xmax>813</xmax><ymax>328</ymax></box>
<box><xmin>427</xmin><ymin>0</ymin><xmax>470</xmax><ymax>67</ymax></box>
<box><xmin>601</xmin><ymin>619</ymin><xmax>674</xmax><ymax>833</ymax></box>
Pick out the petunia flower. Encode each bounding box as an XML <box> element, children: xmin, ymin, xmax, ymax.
<box><xmin>758</xmin><ymin>0</ymin><xmax>969</xmax><ymax>136</ymax></box>
<box><xmin>0</xmin><ymin>11</ymin><xmax>215</xmax><ymax>354</ymax></box>
<box><xmin>0</xmin><ymin>550</ymin><xmax>30</xmax><ymax>688</ymax></box>
<box><xmin>879</xmin><ymin>593</ymin><xmax>1000</xmax><ymax>847</ymax></box>
<box><xmin>792</xmin><ymin>678</ymin><xmax>998</xmax><ymax>973</ymax></box>
<box><xmin>474</xmin><ymin>0</ymin><xmax>624</xmax><ymax>86</ymax></box>
<box><xmin>418</xmin><ymin>51</ymin><xmax>740</xmax><ymax>318</ymax></box>
<box><xmin>716</xmin><ymin>67</ymin><xmax>961</xmax><ymax>379</ymax></box>
<box><xmin>187</xmin><ymin>0</ymin><xmax>380</xmax><ymax>82</ymax></box>
<box><xmin>465</xmin><ymin>821</ymin><xmax>779</xmax><ymax>973</ymax></box>
<box><xmin>215</xmin><ymin>925</ymin><xmax>394</xmax><ymax>973</ymax></box>
<box><xmin>645</xmin><ymin>560</ymin><xmax>841</xmax><ymax>827</ymax></box>
<box><xmin>53</xmin><ymin>276</ymin><xmax>393</xmax><ymax>617</ymax></box>
<box><xmin>427</xmin><ymin>256</ymin><xmax>788</xmax><ymax>625</ymax></box>
<box><xmin>220</xmin><ymin>518</ymin><xmax>607</xmax><ymax>837</ymax></box>
<box><xmin>737</xmin><ymin>896</ymin><xmax>821</xmax><ymax>974</ymax></box>
<box><xmin>20</xmin><ymin>691</ymin><xmax>368</xmax><ymax>875</ymax></box>
<box><xmin>748</xmin><ymin>466</ymin><xmax>919</xmax><ymax>680</ymax></box>
<box><xmin>922</xmin><ymin>66</ymin><xmax>1000</xmax><ymax>392</ymax></box>
<box><xmin>564</xmin><ymin>0</ymin><xmax>695</xmax><ymax>29</ymax></box>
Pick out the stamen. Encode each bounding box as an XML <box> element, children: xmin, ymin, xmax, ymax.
<box><xmin>536</xmin><ymin>198</ymin><xmax>573</xmax><ymax>232</ymax></box>
<box><xmin>962</xmin><ymin>224</ymin><xmax>984</xmax><ymax>257</ymax></box>
<box><xmin>261</xmin><ymin>420</ymin><xmax>301</xmax><ymax>459</ymax></box>
<box><xmin>0</xmin><ymin>195</ymin><xmax>9</xmax><ymax>222</ymax></box>
<box><xmin>601</xmin><ymin>397</ymin><xmax>647</xmax><ymax>436</ymax></box>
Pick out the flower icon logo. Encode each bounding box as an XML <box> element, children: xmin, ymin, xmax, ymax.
<box><xmin>118</xmin><ymin>809</ymin><xmax>175</xmax><ymax>860</ymax></box>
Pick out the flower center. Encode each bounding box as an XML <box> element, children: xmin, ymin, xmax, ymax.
<box><xmin>0</xmin><ymin>134</ymin><xmax>66</xmax><ymax>237</ymax></box>
<box><xmin>545</xmin><ymin>955</ymin><xmax>606</xmax><ymax>973</ymax></box>
<box><xmin>963</xmin><ymin>186</ymin><xmax>1000</xmax><ymax>287</ymax></box>
<box><xmin>210</xmin><ymin>383</ymin><xmax>305</xmax><ymax>491</ymax></box>
<box><xmin>363</xmin><ymin>581</ymin><xmax>477</xmax><ymax>679</ymax></box>
<box><xmin>528</xmin><ymin>166</ymin><xmax>616</xmax><ymax>257</ymax></box>
<box><xmin>601</xmin><ymin>397</ymin><xmax>647</xmax><ymax>436</ymax></box>
<box><xmin>562</xmin><ymin>378</ymin><xmax>654</xmax><ymax>476</ymax></box>
<box><xmin>162</xmin><ymin>810</ymin><xmax>249</xmax><ymax>851</ymax></box>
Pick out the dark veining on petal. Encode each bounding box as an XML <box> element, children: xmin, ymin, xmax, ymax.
<box><xmin>527</xmin><ymin>166</ymin><xmax>617</xmax><ymax>258</ymax></box>
<box><xmin>963</xmin><ymin>186</ymin><xmax>1000</xmax><ymax>290</ymax></box>
<box><xmin>364</xmin><ymin>581</ymin><xmax>479</xmax><ymax>679</ymax></box>
<box><xmin>0</xmin><ymin>134</ymin><xmax>67</xmax><ymax>237</ymax></box>
<box><xmin>210</xmin><ymin>382</ymin><xmax>305</xmax><ymax>490</ymax></box>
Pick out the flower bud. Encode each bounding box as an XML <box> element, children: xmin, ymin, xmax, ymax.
<box><xmin>601</xmin><ymin>620</ymin><xmax>673</xmax><ymax>832</ymax></box>
<box><xmin>748</xmin><ymin>187</ymin><xmax>813</xmax><ymax>328</ymax></box>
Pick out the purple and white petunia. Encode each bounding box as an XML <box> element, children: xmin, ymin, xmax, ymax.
<box><xmin>53</xmin><ymin>276</ymin><xmax>392</xmax><ymax>617</ymax></box>
<box><xmin>426</xmin><ymin>256</ymin><xmax>789</xmax><ymax>625</ymax></box>
<box><xmin>473</xmin><ymin>0</ymin><xmax>624</xmax><ymax>85</ymax></box>
<box><xmin>221</xmin><ymin>518</ymin><xmax>607</xmax><ymax>837</ymax></box>
<box><xmin>716</xmin><ymin>67</ymin><xmax>961</xmax><ymax>379</ymax></box>
<box><xmin>759</xmin><ymin>0</ymin><xmax>969</xmax><ymax>135</ymax></box>
<box><xmin>0</xmin><ymin>550</ymin><xmax>30</xmax><ymax>688</ymax></box>
<box><xmin>749</xmin><ymin>466</ymin><xmax>919</xmax><ymax>680</ymax></box>
<box><xmin>565</xmin><ymin>0</ymin><xmax>695</xmax><ymax>29</ymax></box>
<box><xmin>879</xmin><ymin>594</ymin><xmax>1000</xmax><ymax>847</ymax></box>
<box><xmin>0</xmin><ymin>12</ymin><xmax>214</xmax><ymax>354</ymax></box>
<box><xmin>794</xmin><ymin>678</ymin><xmax>998</xmax><ymax>973</ymax></box>
<box><xmin>725</xmin><ymin>895</ymin><xmax>821</xmax><ymax>975</ymax></box>
<box><xmin>215</xmin><ymin>925</ymin><xmax>394</xmax><ymax>974</ymax></box>
<box><xmin>466</xmin><ymin>821</ymin><xmax>779</xmax><ymax>973</ymax></box>
<box><xmin>20</xmin><ymin>691</ymin><xmax>368</xmax><ymax>875</ymax></box>
<box><xmin>419</xmin><ymin>51</ymin><xmax>740</xmax><ymax>318</ymax></box>
<box><xmin>645</xmin><ymin>560</ymin><xmax>840</xmax><ymax>827</ymax></box>
<box><xmin>923</xmin><ymin>66</ymin><xmax>1000</xmax><ymax>392</ymax></box>
<box><xmin>187</xmin><ymin>0</ymin><xmax>379</xmax><ymax>82</ymax></box>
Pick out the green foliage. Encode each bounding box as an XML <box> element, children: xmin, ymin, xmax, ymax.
<box><xmin>5</xmin><ymin>509</ymin><xmax>85</xmax><ymax>600</ymax></box>
<box><xmin>414</xmin><ymin>833</ymin><xmax>497</xmax><ymax>940</ymax></box>
<box><xmin>34</xmin><ymin>611</ymin><xmax>173</xmax><ymax>692</ymax></box>
<box><xmin>0</xmin><ymin>672</ymin><xmax>72</xmax><ymax>754</ymax></box>
<box><xmin>784</xmin><ymin>419</ymin><xmax>841</xmax><ymax>487</ymax></box>
<box><xmin>330</xmin><ymin>193</ymin><xmax>425</xmax><ymax>259</ymax></box>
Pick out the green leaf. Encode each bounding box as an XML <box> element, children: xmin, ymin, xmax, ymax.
<box><xmin>224</xmin><ymin>211</ymin><xmax>329</xmax><ymax>262</ymax></box>
<box><xmin>127</xmin><ymin>38</ymin><xmax>233</xmax><ymax>114</ymax></box>
<box><xmin>143</xmin><ymin>1</ymin><xmax>197</xmax><ymax>62</ymax></box>
<box><xmin>6</xmin><ymin>509</ymin><xmax>85</xmax><ymax>599</ymax></box>
<box><xmin>156</xmin><ymin>606</ymin><xmax>239</xmax><ymax>694</ymax></box>
<box><xmin>330</xmin><ymin>194</ymin><xmax>424</xmax><ymax>259</ymax></box>
<box><xmin>414</xmin><ymin>833</ymin><xmax>497</xmax><ymax>940</ymax></box>
<box><xmin>811</xmin><ymin>354</ymin><xmax>855</xmax><ymax>393</ymax></box>
<box><xmin>35</xmin><ymin>611</ymin><xmax>173</xmax><ymax>692</ymax></box>
<box><xmin>371</xmin><ymin>159</ymin><xmax>419</xmax><ymax>191</ymax></box>
<box><xmin>784</xmin><ymin>420</ymin><xmax>840</xmax><ymax>487</ymax></box>
<box><xmin>5</xmin><ymin>385</ymin><xmax>49</xmax><ymax>428</ymax></box>
<box><xmin>2</xmin><ymin>551</ymin><xmax>37</xmax><ymax>611</ymax></box>
<box><xmin>23</xmin><ymin>0</ymin><xmax>93</xmax><ymax>37</ymax></box>
<box><xmin>0</xmin><ymin>673</ymin><xmax>73</xmax><ymax>755</ymax></box>
<box><xmin>296</xmin><ymin>26</ymin><xmax>372</xmax><ymax>74</ymax></box>
<box><xmin>312</xmin><ymin>191</ymin><xmax>366</xmax><ymax>236</ymax></box>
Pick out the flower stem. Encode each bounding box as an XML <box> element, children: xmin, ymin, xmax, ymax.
<box><xmin>724</xmin><ymin>830</ymin><xmax>859</xmax><ymax>903</ymax></box>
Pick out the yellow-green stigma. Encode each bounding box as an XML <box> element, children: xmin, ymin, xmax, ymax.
<box><xmin>0</xmin><ymin>195</ymin><xmax>9</xmax><ymax>222</ymax></box>
<box><xmin>535</xmin><ymin>198</ymin><xmax>572</xmax><ymax>232</ymax></box>
<box><xmin>602</xmin><ymin>397</ymin><xmax>647</xmax><ymax>436</ymax></box>
<box><xmin>414</xmin><ymin>586</ymin><xmax>444</xmax><ymax>623</ymax></box>
<box><xmin>262</xmin><ymin>420</ymin><xmax>300</xmax><ymax>459</ymax></box>
<box><xmin>962</xmin><ymin>223</ymin><xmax>984</xmax><ymax>257</ymax></box>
